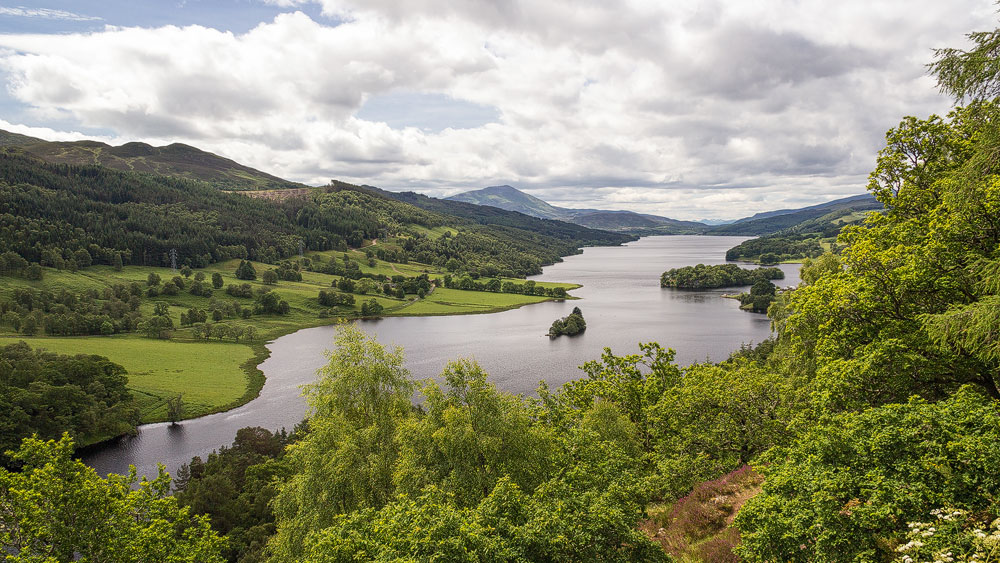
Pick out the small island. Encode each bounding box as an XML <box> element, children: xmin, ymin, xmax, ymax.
<box><xmin>548</xmin><ymin>306</ymin><xmax>586</xmax><ymax>337</ymax></box>
<box><xmin>731</xmin><ymin>280</ymin><xmax>778</xmax><ymax>313</ymax></box>
<box><xmin>660</xmin><ymin>263</ymin><xmax>784</xmax><ymax>289</ymax></box>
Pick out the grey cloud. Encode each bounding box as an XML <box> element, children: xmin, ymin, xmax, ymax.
<box><xmin>83</xmin><ymin>109</ymin><xmax>202</xmax><ymax>138</ymax></box>
<box><xmin>159</xmin><ymin>74</ymin><xmax>278</xmax><ymax>118</ymax></box>
<box><xmin>677</xmin><ymin>25</ymin><xmax>881</xmax><ymax>101</ymax></box>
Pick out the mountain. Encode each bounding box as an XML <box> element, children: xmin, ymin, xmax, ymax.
<box><xmin>709</xmin><ymin>194</ymin><xmax>882</xmax><ymax>236</ymax></box>
<box><xmin>446</xmin><ymin>185</ymin><xmax>707</xmax><ymax>234</ymax></box>
<box><xmin>371</xmin><ymin>185</ymin><xmax>636</xmax><ymax>248</ymax></box>
<box><xmin>446</xmin><ymin>185</ymin><xmax>570</xmax><ymax>220</ymax></box>
<box><xmin>0</xmin><ymin>129</ymin><xmax>305</xmax><ymax>191</ymax></box>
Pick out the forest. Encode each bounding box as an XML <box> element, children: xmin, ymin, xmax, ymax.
<box><xmin>659</xmin><ymin>263</ymin><xmax>784</xmax><ymax>289</ymax></box>
<box><xmin>3</xmin><ymin>20</ymin><xmax>1000</xmax><ymax>563</ymax></box>
<box><xmin>0</xmin><ymin>153</ymin><xmax>630</xmax><ymax>279</ymax></box>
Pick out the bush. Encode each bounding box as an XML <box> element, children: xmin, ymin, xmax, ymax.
<box><xmin>736</xmin><ymin>389</ymin><xmax>1000</xmax><ymax>562</ymax></box>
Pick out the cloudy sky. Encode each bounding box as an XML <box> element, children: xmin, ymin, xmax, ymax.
<box><xmin>0</xmin><ymin>1</ymin><xmax>994</xmax><ymax>220</ymax></box>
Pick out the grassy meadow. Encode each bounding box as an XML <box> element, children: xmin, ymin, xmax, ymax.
<box><xmin>5</xmin><ymin>335</ymin><xmax>257</xmax><ymax>423</ymax></box>
<box><xmin>1</xmin><ymin>247</ymin><xmax>579</xmax><ymax>424</ymax></box>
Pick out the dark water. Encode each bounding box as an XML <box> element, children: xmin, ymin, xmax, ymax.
<box><xmin>83</xmin><ymin>235</ymin><xmax>799</xmax><ymax>479</ymax></box>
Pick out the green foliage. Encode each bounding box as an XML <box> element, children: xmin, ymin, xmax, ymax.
<box><xmin>0</xmin><ymin>434</ymin><xmax>225</xmax><ymax>562</ymax></box>
<box><xmin>798</xmin><ymin>252</ymin><xmax>842</xmax><ymax>285</ymax></box>
<box><xmin>0</xmin><ymin>152</ymin><xmax>317</xmax><ymax>267</ymax></box>
<box><xmin>174</xmin><ymin>426</ymin><xmax>295</xmax><ymax>563</ymax></box>
<box><xmin>725</xmin><ymin>233</ymin><xmax>825</xmax><ymax>262</ymax></box>
<box><xmin>395</xmin><ymin>360</ymin><xmax>557</xmax><ymax>507</ymax></box>
<box><xmin>252</xmin><ymin>290</ymin><xmax>288</xmax><ymax>315</ymax></box>
<box><xmin>551</xmin><ymin>342</ymin><xmax>680</xmax><ymax>449</ymax></box>
<box><xmin>650</xmin><ymin>361</ymin><xmax>797</xmax><ymax>497</ymax></box>
<box><xmin>167</xmin><ymin>394</ymin><xmax>184</xmax><ymax>424</ymax></box>
<box><xmin>0</xmin><ymin>341</ymin><xmax>139</xmax><ymax>459</ymax></box>
<box><xmin>737</xmin><ymin>280</ymin><xmax>777</xmax><ymax>313</ymax></box>
<box><xmin>235</xmin><ymin>260</ymin><xmax>257</xmax><ymax>281</ymax></box>
<box><xmin>780</xmin><ymin>103</ymin><xmax>1000</xmax><ymax>408</ymax></box>
<box><xmin>269</xmin><ymin>324</ymin><xmax>414</xmax><ymax>559</ymax></box>
<box><xmin>267</xmin><ymin>325</ymin><xmax>665</xmax><ymax>562</ymax></box>
<box><xmin>548</xmin><ymin>306</ymin><xmax>586</xmax><ymax>337</ymax></box>
<box><xmin>0</xmin><ymin>285</ymin><xmax>143</xmax><ymax>336</ymax></box>
<box><xmin>359</xmin><ymin>298</ymin><xmax>383</xmax><ymax>316</ymax></box>
<box><xmin>660</xmin><ymin>263</ymin><xmax>784</xmax><ymax>289</ymax></box>
<box><xmin>736</xmin><ymin>389</ymin><xmax>1000</xmax><ymax>562</ymax></box>
<box><xmin>930</xmin><ymin>26</ymin><xmax>1000</xmax><ymax>102</ymax></box>
<box><xmin>139</xmin><ymin>313</ymin><xmax>174</xmax><ymax>339</ymax></box>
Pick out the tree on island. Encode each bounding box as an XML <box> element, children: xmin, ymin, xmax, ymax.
<box><xmin>738</xmin><ymin>280</ymin><xmax>777</xmax><ymax>313</ymax></box>
<box><xmin>549</xmin><ymin>306</ymin><xmax>586</xmax><ymax>337</ymax></box>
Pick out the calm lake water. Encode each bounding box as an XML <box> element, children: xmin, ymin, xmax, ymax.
<box><xmin>82</xmin><ymin>235</ymin><xmax>800</xmax><ymax>479</ymax></box>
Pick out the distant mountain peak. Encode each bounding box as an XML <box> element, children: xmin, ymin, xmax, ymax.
<box><xmin>445</xmin><ymin>184</ymin><xmax>708</xmax><ymax>234</ymax></box>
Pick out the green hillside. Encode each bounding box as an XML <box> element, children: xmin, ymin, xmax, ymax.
<box><xmin>709</xmin><ymin>193</ymin><xmax>882</xmax><ymax>236</ymax></box>
<box><xmin>1</xmin><ymin>130</ymin><xmax>305</xmax><ymax>190</ymax></box>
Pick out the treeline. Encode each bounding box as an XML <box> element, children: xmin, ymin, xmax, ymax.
<box><xmin>724</xmin><ymin>234</ymin><xmax>824</xmax><ymax>263</ymax></box>
<box><xmin>723</xmin><ymin>207</ymin><xmax>871</xmax><ymax>263</ymax></box>
<box><xmin>441</xmin><ymin>274</ymin><xmax>568</xmax><ymax>297</ymax></box>
<box><xmin>660</xmin><ymin>263</ymin><xmax>784</xmax><ymax>289</ymax></box>
<box><xmin>1</xmin><ymin>285</ymin><xmax>144</xmax><ymax>336</ymax></box>
<box><xmin>0</xmin><ymin>341</ymin><xmax>139</xmax><ymax>460</ymax></box>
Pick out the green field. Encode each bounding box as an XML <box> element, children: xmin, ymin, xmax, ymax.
<box><xmin>395</xmin><ymin>287</ymin><xmax>551</xmax><ymax>315</ymax></box>
<box><xmin>1</xmin><ymin>254</ymin><xmax>578</xmax><ymax>426</ymax></box>
<box><xmin>6</xmin><ymin>335</ymin><xmax>257</xmax><ymax>423</ymax></box>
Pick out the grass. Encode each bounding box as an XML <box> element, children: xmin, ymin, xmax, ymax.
<box><xmin>5</xmin><ymin>335</ymin><xmax>256</xmax><ymax>423</ymax></box>
<box><xmin>1</xmin><ymin>249</ymin><xmax>579</xmax><ymax>426</ymax></box>
<box><xmin>393</xmin><ymin>287</ymin><xmax>551</xmax><ymax>316</ymax></box>
<box><xmin>406</xmin><ymin>224</ymin><xmax>457</xmax><ymax>240</ymax></box>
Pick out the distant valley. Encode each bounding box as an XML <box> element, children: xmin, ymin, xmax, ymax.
<box><xmin>446</xmin><ymin>184</ymin><xmax>881</xmax><ymax>237</ymax></box>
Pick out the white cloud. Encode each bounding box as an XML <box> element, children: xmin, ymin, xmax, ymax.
<box><xmin>0</xmin><ymin>6</ymin><xmax>101</xmax><ymax>21</ymax></box>
<box><xmin>0</xmin><ymin>2</ymin><xmax>994</xmax><ymax>220</ymax></box>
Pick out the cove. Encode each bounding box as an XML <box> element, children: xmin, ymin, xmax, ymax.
<box><xmin>82</xmin><ymin>235</ymin><xmax>800</xmax><ymax>480</ymax></box>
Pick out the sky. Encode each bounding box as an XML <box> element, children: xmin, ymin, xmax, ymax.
<box><xmin>0</xmin><ymin>1</ymin><xmax>995</xmax><ymax>220</ymax></box>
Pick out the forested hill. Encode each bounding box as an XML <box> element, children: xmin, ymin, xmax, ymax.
<box><xmin>0</xmin><ymin>129</ymin><xmax>305</xmax><ymax>191</ymax></box>
<box><xmin>0</xmin><ymin>152</ymin><xmax>628</xmax><ymax>277</ymax></box>
<box><xmin>372</xmin><ymin>185</ymin><xmax>635</xmax><ymax>247</ymax></box>
<box><xmin>708</xmin><ymin>193</ymin><xmax>882</xmax><ymax>236</ymax></box>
